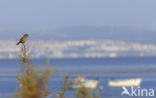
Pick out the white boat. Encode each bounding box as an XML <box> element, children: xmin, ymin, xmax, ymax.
<box><xmin>71</xmin><ymin>77</ymin><xmax>99</xmax><ymax>89</ymax></box>
<box><xmin>108</xmin><ymin>78</ymin><xmax>142</xmax><ymax>87</ymax></box>
<box><xmin>72</xmin><ymin>80</ymin><xmax>99</xmax><ymax>89</ymax></box>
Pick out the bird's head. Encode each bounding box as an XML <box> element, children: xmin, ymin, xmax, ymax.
<box><xmin>24</xmin><ymin>34</ymin><xmax>28</xmax><ymax>37</ymax></box>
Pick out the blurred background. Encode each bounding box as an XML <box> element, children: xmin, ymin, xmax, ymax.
<box><xmin>1</xmin><ymin>0</ymin><xmax>156</xmax><ymax>58</ymax></box>
<box><xmin>0</xmin><ymin>0</ymin><xmax>156</xmax><ymax>98</ymax></box>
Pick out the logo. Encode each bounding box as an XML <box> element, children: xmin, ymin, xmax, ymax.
<box><xmin>121</xmin><ymin>86</ymin><xmax>154</xmax><ymax>97</ymax></box>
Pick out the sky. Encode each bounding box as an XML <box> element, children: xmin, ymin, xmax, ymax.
<box><xmin>0</xmin><ymin>0</ymin><xmax>156</xmax><ymax>32</ymax></box>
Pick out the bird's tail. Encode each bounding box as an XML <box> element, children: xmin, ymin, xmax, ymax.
<box><xmin>16</xmin><ymin>42</ymin><xmax>20</xmax><ymax>45</ymax></box>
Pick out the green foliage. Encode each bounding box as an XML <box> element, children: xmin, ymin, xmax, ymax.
<box><xmin>56</xmin><ymin>76</ymin><xmax>72</xmax><ymax>98</ymax></box>
<box><xmin>14</xmin><ymin>43</ymin><xmax>53</xmax><ymax>98</ymax></box>
<box><xmin>94</xmin><ymin>89</ymin><xmax>100</xmax><ymax>98</ymax></box>
<box><xmin>14</xmin><ymin>65</ymin><xmax>51</xmax><ymax>98</ymax></box>
<box><xmin>77</xmin><ymin>87</ymin><xmax>93</xmax><ymax>98</ymax></box>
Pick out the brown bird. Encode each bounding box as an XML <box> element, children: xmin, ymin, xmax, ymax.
<box><xmin>16</xmin><ymin>34</ymin><xmax>28</xmax><ymax>45</ymax></box>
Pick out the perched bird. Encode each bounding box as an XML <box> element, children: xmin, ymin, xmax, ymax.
<box><xmin>16</xmin><ymin>34</ymin><xmax>28</xmax><ymax>45</ymax></box>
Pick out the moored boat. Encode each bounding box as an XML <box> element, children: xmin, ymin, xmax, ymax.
<box><xmin>108</xmin><ymin>78</ymin><xmax>142</xmax><ymax>87</ymax></box>
<box><xmin>71</xmin><ymin>76</ymin><xmax>100</xmax><ymax>89</ymax></box>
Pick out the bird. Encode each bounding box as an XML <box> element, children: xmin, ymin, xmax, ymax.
<box><xmin>16</xmin><ymin>34</ymin><xmax>28</xmax><ymax>45</ymax></box>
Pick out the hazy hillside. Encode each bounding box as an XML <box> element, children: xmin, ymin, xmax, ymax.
<box><xmin>0</xmin><ymin>26</ymin><xmax>156</xmax><ymax>43</ymax></box>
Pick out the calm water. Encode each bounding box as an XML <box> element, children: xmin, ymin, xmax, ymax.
<box><xmin>0</xmin><ymin>57</ymin><xmax>156</xmax><ymax>98</ymax></box>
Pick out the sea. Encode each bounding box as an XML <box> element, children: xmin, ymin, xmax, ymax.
<box><xmin>0</xmin><ymin>57</ymin><xmax>156</xmax><ymax>98</ymax></box>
